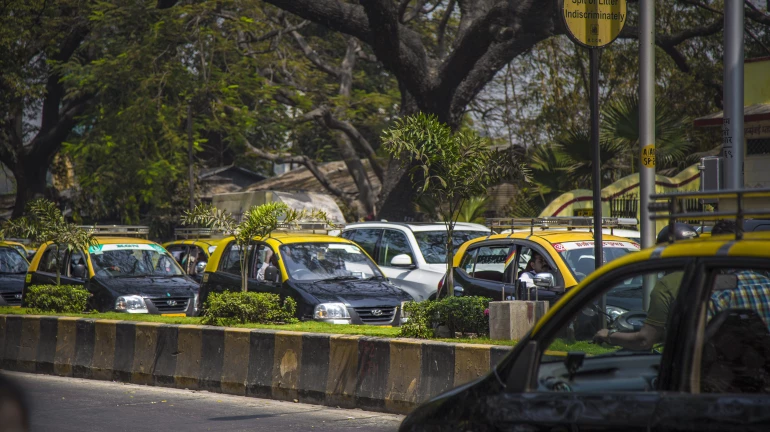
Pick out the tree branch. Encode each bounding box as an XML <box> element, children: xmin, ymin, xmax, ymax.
<box><xmin>289</xmin><ymin>25</ymin><xmax>341</xmax><ymax>78</ymax></box>
<box><xmin>436</xmin><ymin>0</ymin><xmax>456</xmax><ymax>59</ymax></box>
<box><xmin>262</xmin><ymin>0</ymin><xmax>371</xmax><ymax>41</ymax></box>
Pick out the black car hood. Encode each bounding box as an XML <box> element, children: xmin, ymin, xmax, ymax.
<box><xmin>297</xmin><ymin>278</ymin><xmax>411</xmax><ymax>307</ymax></box>
<box><xmin>0</xmin><ymin>274</ymin><xmax>25</xmax><ymax>292</ymax></box>
<box><xmin>95</xmin><ymin>276</ymin><xmax>198</xmax><ymax>298</ymax></box>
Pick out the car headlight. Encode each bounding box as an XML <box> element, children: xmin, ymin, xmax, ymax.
<box><xmin>606</xmin><ymin>306</ymin><xmax>627</xmax><ymax>321</ymax></box>
<box><xmin>115</xmin><ymin>295</ymin><xmax>148</xmax><ymax>313</ymax></box>
<box><xmin>313</xmin><ymin>303</ymin><xmax>350</xmax><ymax>320</ymax></box>
<box><xmin>193</xmin><ymin>293</ymin><xmax>199</xmax><ymax>312</ymax></box>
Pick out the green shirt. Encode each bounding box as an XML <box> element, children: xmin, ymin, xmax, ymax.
<box><xmin>645</xmin><ymin>271</ymin><xmax>684</xmax><ymax>329</ymax></box>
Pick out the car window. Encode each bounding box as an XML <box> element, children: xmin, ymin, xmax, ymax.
<box><xmin>280</xmin><ymin>242</ymin><xmax>383</xmax><ymax>281</ymax></box>
<box><xmin>39</xmin><ymin>244</ymin><xmax>66</xmax><ymax>274</ymax></box>
<box><xmin>166</xmin><ymin>245</ymin><xmax>187</xmax><ymax>264</ymax></box>
<box><xmin>250</xmin><ymin>244</ymin><xmax>278</xmax><ymax>281</ymax></box>
<box><xmin>349</xmin><ymin>229</ymin><xmax>382</xmax><ymax>259</ymax></box>
<box><xmin>0</xmin><ymin>247</ymin><xmax>28</xmax><ymax>274</ymax></box>
<box><xmin>555</xmin><ymin>241</ymin><xmax>640</xmax><ymax>282</ymax></box>
<box><xmin>219</xmin><ymin>241</ymin><xmax>249</xmax><ymax>276</ymax></box>
<box><xmin>469</xmin><ymin>245</ymin><xmax>511</xmax><ymax>283</ymax></box>
<box><xmin>460</xmin><ymin>248</ymin><xmax>478</xmax><ymax>273</ymax></box>
<box><xmin>379</xmin><ymin>230</ymin><xmax>413</xmax><ymax>267</ymax></box>
<box><xmin>413</xmin><ymin>230</ymin><xmax>489</xmax><ymax>264</ymax></box>
<box><xmin>537</xmin><ymin>268</ymin><xmax>678</xmax><ymax>392</ymax></box>
<box><xmin>699</xmin><ymin>266</ymin><xmax>770</xmax><ymax>394</ymax></box>
<box><xmin>89</xmin><ymin>244</ymin><xmax>184</xmax><ymax>277</ymax></box>
<box><xmin>67</xmin><ymin>250</ymin><xmax>86</xmax><ymax>278</ymax></box>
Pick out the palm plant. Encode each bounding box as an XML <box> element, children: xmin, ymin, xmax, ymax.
<box><xmin>182</xmin><ymin>202</ymin><xmax>334</xmax><ymax>292</ymax></box>
<box><xmin>1</xmin><ymin>199</ymin><xmax>99</xmax><ymax>285</ymax></box>
<box><xmin>601</xmin><ymin>94</ymin><xmax>693</xmax><ymax>175</ymax></box>
<box><xmin>553</xmin><ymin>127</ymin><xmax>628</xmax><ymax>188</ymax></box>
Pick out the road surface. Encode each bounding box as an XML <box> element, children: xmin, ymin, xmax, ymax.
<box><xmin>3</xmin><ymin>371</ymin><xmax>404</xmax><ymax>432</ymax></box>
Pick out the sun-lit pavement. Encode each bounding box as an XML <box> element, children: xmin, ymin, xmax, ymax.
<box><xmin>4</xmin><ymin>371</ymin><xmax>404</xmax><ymax>432</ymax></box>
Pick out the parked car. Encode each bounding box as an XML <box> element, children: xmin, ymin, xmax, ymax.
<box><xmin>339</xmin><ymin>222</ymin><xmax>490</xmax><ymax>301</ymax></box>
<box><xmin>199</xmin><ymin>232</ymin><xmax>412</xmax><ymax>325</ymax></box>
<box><xmin>24</xmin><ymin>226</ymin><xmax>199</xmax><ymax>316</ymax></box>
<box><xmin>401</xmin><ymin>190</ymin><xmax>770</xmax><ymax>431</ymax></box>
<box><xmin>163</xmin><ymin>228</ymin><xmax>224</xmax><ymax>282</ymax></box>
<box><xmin>0</xmin><ymin>245</ymin><xmax>29</xmax><ymax>307</ymax></box>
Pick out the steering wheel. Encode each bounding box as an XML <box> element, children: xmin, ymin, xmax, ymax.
<box><xmin>291</xmin><ymin>269</ymin><xmax>314</xmax><ymax>280</ymax></box>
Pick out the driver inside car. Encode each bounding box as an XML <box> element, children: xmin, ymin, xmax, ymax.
<box><xmin>594</xmin><ymin>221</ymin><xmax>723</xmax><ymax>350</ymax></box>
<box><xmin>517</xmin><ymin>252</ymin><xmax>557</xmax><ymax>301</ymax></box>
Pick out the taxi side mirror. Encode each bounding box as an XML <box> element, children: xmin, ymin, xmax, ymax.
<box><xmin>264</xmin><ymin>265</ymin><xmax>279</xmax><ymax>282</ymax></box>
<box><xmin>533</xmin><ymin>273</ymin><xmax>554</xmax><ymax>288</ymax></box>
<box><xmin>195</xmin><ymin>261</ymin><xmax>207</xmax><ymax>274</ymax></box>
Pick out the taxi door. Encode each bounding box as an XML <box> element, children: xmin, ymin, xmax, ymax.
<box><xmin>472</xmin><ymin>258</ymin><xmax>700</xmax><ymax>431</ymax></box>
<box><xmin>246</xmin><ymin>243</ymin><xmax>281</xmax><ymax>296</ymax></box>
<box><xmin>454</xmin><ymin>241</ymin><xmax>515</xmax><ymax>300</ymax></box>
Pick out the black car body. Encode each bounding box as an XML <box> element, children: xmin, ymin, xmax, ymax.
<box><xmin>199</xmin><ymin>234</ymin><xmax>412</xmax><ymax>325</ymax></box>
<box><xmin>0</xmin><ymin>246</ymin><xmax>29</xmax><ymax>307</ymax></box>
<box><xmin>25</xmin><ymin>239</ymin><xmax>199</xmax><ymax>316</ymax></box>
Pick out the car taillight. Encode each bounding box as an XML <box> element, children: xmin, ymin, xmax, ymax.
<box><xmin>438</xmin><ymin>275</ymin><xmax>445</xmax><ymax>292</ymax></box>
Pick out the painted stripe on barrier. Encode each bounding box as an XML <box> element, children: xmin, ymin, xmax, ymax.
<box><xmin>132</xmin><ymin>322</ymin><xmax>161</xmax><ymax>385</ymax></box>
<box><xmin>325</xmin><ymin>335</ymin><xmax>360</xmax><ymax>409</ymax></box>
<box><xmin>2</xmin><ymin>316</ymin><xmax>21</xmax><ymax>370</ymax></box>
<box><xmin>356</xmin><ymin>338</ymin><xmax>390</xmax><ymax>411</ymax></box>
<box><xmin>246</xmin><ymin>330</ymin><xmax>276</xmax><ymax>399</ymax></box>
<box><xmin>385</xmin><ymin>339</ymin><xmax>422</xmax><ymax>413</ymax></box>
<box><xmin>53</xmin><ymin>317</ymin><xmax>79</xmax><ymax>377</ymax></box>
<box><xmin>272</xmin><ymin>331</ymin><xmax>303</xmax><ymax>402</ymax></box>
<box><xmin>454</xmin><ymin>343</ymin><xmax>491</xmax><ymax>387</ymax></box>
<box><xmin>36</xmin><ymin>316</ymin><xmax>59</xmax><ymax>374</ymax></box>
<box><xmin>113</xmin><ymin>322</ymin><xmax>136</xmax><ymax>382</ymax></box>
<box><xmin>91</xmin><ymin>320</ymin><xmax>117</xmax><ymax>381</ymax></box>
<box><xmin>419</xmin><ymin>341</ymin><xmax>455</xmax><ymax>401</ymax></box>
<box><xmin>298</xmin><ymin>333</ymin><xmax>330</xmax><ymax>405</ymax></box>
<box><xmin>74</xmin><ymin>319</ymin><xmax>96</xmax><ymax>379</ymax></box>
<box><xmin>199</xmin><ymin>327</ymin><xmax>225</xmax><ymax>392</ymax></box>
<box><xmin>174</xmin><ymin>325</ymin><xmax>202</xmax><ymax>390</ymax></box>
<box><xmin>153</xmin><ymin>325</ymin><xmax>179</xmax><ymax>386</ymax></box>
<box><xmin>221</xmin><ymin>328</ymin><xmax>251</xmax><ymax>396</ymax></box>
<box><xmin>17</xmin><ymin>316</ymin><xmax>42</xmax><ymax>373</ymax></box>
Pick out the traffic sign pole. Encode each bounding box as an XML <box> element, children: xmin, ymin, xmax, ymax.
<box><xmin>640</xmin><ymin>0</ymin><xmax>655</xmax><ymax>311</ymax></box>
<box><xmin>590</xmin><ymin>48</ymin><xmax>606</xmax><ymax>328</ymax></box>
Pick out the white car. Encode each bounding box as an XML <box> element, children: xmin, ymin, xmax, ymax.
<box><xmin>339</xmin><ymin>222</ymin><xmax>491</xmax><ymax>301</ymax></box>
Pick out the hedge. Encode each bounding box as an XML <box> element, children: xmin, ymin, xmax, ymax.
<box><xmin>24</xmin><ymin>285</ymin><xmax>90</xmax><ymax>314</ymax></box>
<box><xmin>201</xmin><ymin>291</ymin><xmax>298</xmax><ymax>326</ymax></box>
<box><xmin>400</xmin><ymin>296</ymin><xmax>490</xmax><ymax>339</ymax></box>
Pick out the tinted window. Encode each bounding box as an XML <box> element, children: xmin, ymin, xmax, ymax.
<box><xmin>39</xmin><ymin>245</ymin><xmax>65</xmax><ymax>274</ymax></box>
<box><xmin>219</xmin><ymin>241</ymin><xmax>243</xmax><ymax>275</ymax></box>
<box><xmin>349</xmin><ymin>229</ymin><xmax>382</xmax><ymax>259</ymax></box>
<box><xmin>379</xmin><ymin>230</ymin><xmax>413</xmax><ymax>267</ymax></box>
<box><xmin>414</xmin><ymin>230</ymin><xmax>489</xmax><ymax>264</ymax></box>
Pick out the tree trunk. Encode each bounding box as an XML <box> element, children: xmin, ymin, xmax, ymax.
<box><xmin>445</xmin><ymin>230</ymin><xmax>455</xmax><ymax>297</ymax></box>
<box><xmin>12</xmin><ymin>158</ymin><xmax>49</xmax><ymax>218</ymax></box>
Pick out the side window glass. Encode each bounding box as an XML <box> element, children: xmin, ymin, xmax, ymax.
<box><xmin>700</xmin><ymin>267</ymin><xmax>770</xmax><ymax>394</ymax></box>
<box><xmin>67</xmin><ymin>249</ymin><xmax>86</xmax><ymax>278</ymax></box>
<box><xmin>350</xmin><ymin>229</ymin><xmax>381</xmax><ymax>259</ymax></box>
<box><xmin>39</xmin><ymin>245</ymin><xmax>66</xmax><ymax>274</ymax></box>
<box><xmin>252</xmin><ymin>245</ymin><xmax>278</xmax><ymax>282</ymax></box>
<box><xmin>219</xmin><ymin>242</ymin><xmax>242</xmax><ymax>275</ymax></box>
<box><xmin>537</xmin><ymin>269</ymin><xmax>680</xmax><ymax>392</ymax></box>
<box><xmin>460</xmin><ymin>248</ymin><xmax>478</xmax><ymax>274</ymax></box>
<box><xmin>380</xmin><ymin>230</ymin><xmax>413</xmax><ymax>267</ymax></box>
<box><xmin>471</xmin><ymin>245</ymin><xmax>510</xmax><ymax>282</ymax></box>
<box><xmin>167</xmin><ymin>246</ymin><xmax>186</xmax><ymax>264</ymax></box>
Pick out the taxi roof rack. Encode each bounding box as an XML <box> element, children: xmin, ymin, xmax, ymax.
<box><xmin>79</xmin><ymin>225</ymin><xmax>150</xmax><ymax>238</ymax></box>
<box><xmin>274</xmin><ymin>220</ymin><xmax>339</xmax><ymax>235</ymax></box>
<box><xmin>648</xmin><ymin>188</ymin><xmax>770</xmax><ymax>241</ymax></box>
<box><xmin>486</xmin><ymin>216</ymin><xmax>638</xmax><ymax>236</ymax></box>
<box><xmin>173</xmin><ymin>227</ymin><xmax>226</xmax><ymax>240</ymax></box>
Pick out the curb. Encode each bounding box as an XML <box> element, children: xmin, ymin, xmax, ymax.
<box><xmin>0</xmin><ymin>315</ymin><xmax>531</xmax><ymax>414</ymax></box>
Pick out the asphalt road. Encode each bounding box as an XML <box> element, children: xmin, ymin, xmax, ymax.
<box><xmin>3</xmin><ymin>372</ymin><xmax>404</xmax><ymax>432</ymax></box>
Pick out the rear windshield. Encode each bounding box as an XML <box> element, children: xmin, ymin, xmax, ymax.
<box><xmin>414</xmin><ymin>230</ymin><xmax>489</xmax><ymax>264</ymax></box>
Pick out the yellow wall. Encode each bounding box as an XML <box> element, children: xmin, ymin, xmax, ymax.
<box><xmin>745</xmin><ymin>59</ymin><xmax>770</xmax><ymax>106</ymax></box>
<box><xmin>539</xmin><ymin>164</ymin><xmax>702</xmax><ymax>234</ymax></box>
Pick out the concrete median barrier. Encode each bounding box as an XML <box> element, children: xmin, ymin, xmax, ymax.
<box><xmin>1</xmin><ymin>314</ymin><xmax>529</xmax><ymax>414</ymax></box>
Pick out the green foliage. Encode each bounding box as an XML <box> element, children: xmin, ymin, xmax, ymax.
<box><xmin>24</xmin><ymin>285</ymin><xmax>90</xmax><ymax>314</ymax></box>
<box><xmin>1</xmin><ymin>199</ymin><xmax>98</xmax><ymax>285</ymax></box>
<box><xmin>201</xmin><ymin>291</ymin><xmax>298</xmax><ymax>326</ymax></box>
<box><xmin>399</xmin><ymin>296</ymin><xmax>491</xmax><ymax>339</ymax></box>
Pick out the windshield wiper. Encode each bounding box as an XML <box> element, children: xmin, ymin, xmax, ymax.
<box><xmin>112</xmin><ymin>274</ymin><xmax>151</xmax><ymax>279</ymax></box>
<box><xmin>313</xmin><ymin>275</ymin><xmax>361</xmax><ymax>283</ymax></box>
<box><xmin>365</xmin><ymin>275</ymin><xmax>385</xmax><ymax>281</ymax></box>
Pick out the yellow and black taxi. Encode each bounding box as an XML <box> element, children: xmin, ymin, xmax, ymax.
<box><xmin>0</xmin><ymin>243</ymin><xmax>29</xmax><ymax>306</ymax></box>
<box><xmin>200</xmin><ymin>230</ymin><xmax>412</xmax><ymax>325</ymax></box>
<box><xmin>162</xmin><ymin>228</ymin><xmax>223</xmax><ymax>282</ymax></box>
<box><xmin>401</xmin><ymin>189</ymin><xmax>770</xmax><ymax>431</ymax></box>
<box><xmin>24</xmin><ymin>226</ymin><xmax>200</xmax><ymax>316</ymax></box>
<box><xmin>449</xmin><ymin>217</ymin><xmax>641</xmax><ymax>320</ymax></box>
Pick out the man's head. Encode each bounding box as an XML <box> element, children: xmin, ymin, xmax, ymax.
<box><xmin>529</xmin><ymin>252</ymin><xmax>549</xmax><ymax>273</ymax></box>
<box><xmin>656</xmin><ymin>222</ymin><xmax>699</xmax><ymax>245</ymax></box>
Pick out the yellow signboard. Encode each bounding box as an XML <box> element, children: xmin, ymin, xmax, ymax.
<box><xmin>641</xmin><ymin>144</ymin><xmax>656</xmax><ymax>168</ymax></box>
<box><xmin>562</xmin><ymin>0</ymin><xmax>627</xmax><ymax>48</ymax></box>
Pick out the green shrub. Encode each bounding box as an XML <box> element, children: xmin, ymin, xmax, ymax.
<box><xmin>399</xmin><ymin>296</ymin><xmax>490</xmax><ymax>339</ymax></box>
<box><xmin>24</xmin><ymin>285</ymin><xmax>90</xmax><ymax>313</ymax></box>
<box><xmin>201</xmin><ymin>291</ymin><xmax>298</xmax><ymax>326</ymax></box>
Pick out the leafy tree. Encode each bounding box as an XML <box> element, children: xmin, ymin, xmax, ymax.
<box><xmin>181</xmin><ymin>202</ymin><xmax>334</xmax><ymax>292</ymax></box>
<box><xmin>382</xmin><ymin>113</ymin><xmax>520</xmax><ymax>296</ymax></box>
<box><xmin>0</xmin><ymin>199</ymin><xmax>98</xmax><ymax>285</ymax></box>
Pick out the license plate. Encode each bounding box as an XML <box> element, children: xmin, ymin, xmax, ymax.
<box><xmin>161</xmin><ymin>313</ymin><xmax>186</xmax><ymax>317</ymax></box>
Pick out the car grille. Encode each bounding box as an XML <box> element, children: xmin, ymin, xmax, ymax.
<box><xmin>149</xmin><ymin>297</ymin><xmax>189</xmax><ymax>313</ymax></box>
<box><xmin>354</xmin><ymin>306</ymin><xmax>396</xmax><ymax>324</ymax></box>
<box><xmin>1</xmin><ymin>292</ymin><xmax>22</xmax><ymax>306</ymax></box>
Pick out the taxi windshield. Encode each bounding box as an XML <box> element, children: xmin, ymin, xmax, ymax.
<box><xmin>0</xmin><ymin>247</ymin><xmax>28</xmax><ymax>274</ymax></box>
<box><xmin>280</xmin><ymin>242</ymin><xmax>383</xmax><ymax>281</ymax></box>
<box><xmin>414</xmin><ymin>230</ymin><xmax>489</xmax><ymax>264</ymax></box>
<box><xmin>556</xmin><ymin>240</ymin><xmax>640</xmax><ymax>283</ymax></box>
<box><xmin>90</xmin><ymin>244</ymin><xmax>184</xmax><ymax>278</ymax></box>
